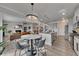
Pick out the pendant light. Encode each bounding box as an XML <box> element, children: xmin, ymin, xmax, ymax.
<box><xmin>26</xmin><ymin>3</ymin><xmax>38</xmax><ymax>22</ymax></box>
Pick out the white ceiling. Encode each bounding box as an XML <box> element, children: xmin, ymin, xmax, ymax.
<box><xmin>0</xmin><ymin>3</ymin><xmax>78</xmax><ymax>23</ymax></box>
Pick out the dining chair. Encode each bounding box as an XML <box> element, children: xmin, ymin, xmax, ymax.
<box><xmin>34</xmin><ymin>37</ymin><xmax>42</xmax><ymax>51</ymax></box>
<box><xmin>34</xmin><ymin>39</ymin><xmax>47</xmax><ymax>56</ymax></box>
<box><xmin>34</xmin><ymin>37</ymin><xmax>42</xmax><ymax>46</ymax></box>
<box><xmin>14</xmin><ymin>39</ymin><xmax>29</xmax><ymax>56</ymax></box>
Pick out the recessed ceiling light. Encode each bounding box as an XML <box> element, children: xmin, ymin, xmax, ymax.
<box><xmin>62</xmin><ymin>12</ymin><xmax>66</xmax><ymax>15</ymax></box>
<box><xmin>59</xmin><ymin>9</ymin><xmax>67</xmax><ymax>16</ymax></box>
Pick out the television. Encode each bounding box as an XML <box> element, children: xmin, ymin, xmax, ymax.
<box><xmin>15</xmin><ymin>30</ymin><xmax>21</xmax><ymax>33</ymax></box>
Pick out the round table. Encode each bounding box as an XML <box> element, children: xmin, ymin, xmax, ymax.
<box><xmin>21</xmin><ymin>34</ymin><xmax>41</xmax><ymax>56</ymax></box>
<box><xmin>21</xmin><ymin>34</ymin><xmax>41</xmax><ymax>40</ymax></box>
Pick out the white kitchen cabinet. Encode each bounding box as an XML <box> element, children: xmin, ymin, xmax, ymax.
<box><xmin>74</xmin><ymin>36</ymin><xmax>79</xmax><ymax>55</ymax></box>
<box><xmin>39</xmin><ymin>32</ymin><xmax>57</xmax><ymax>46</ymax></box>
<box><xmin>39</xmin><ymin>33</ymin><xmax>52</xmax><ymax>46</ymax></box>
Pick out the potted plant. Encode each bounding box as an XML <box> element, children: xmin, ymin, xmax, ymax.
<box><xmin>0</xmin><ymin>26</ymin><xmax>6</xmax><ymax>54</ymax></box>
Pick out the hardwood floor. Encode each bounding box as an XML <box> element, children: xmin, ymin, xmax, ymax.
<box><xmin>1</xmin><ymin>36</ymin><xmax>77</xmax><ymax>56</ymax></box>
<box><xmin>45</xmin><ymin>36</ymin><xmax>77</xmax><ymax>56</ymax></box>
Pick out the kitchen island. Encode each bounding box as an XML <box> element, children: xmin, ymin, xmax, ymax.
<box><xmin>74</xmin><ymin>36</ymin><xmax>79</xmax><ymax>55</ymax></box>
<box><xmin>39</xmin><ymin>32</ymin><xmax>57</xmax><ymax>46</ymax></box>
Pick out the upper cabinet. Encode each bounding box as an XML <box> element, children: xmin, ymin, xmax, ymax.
<box><xmin>73</xmin><ymin>8</ymin><xmax>79</xmax><ymax>30</ymax></box>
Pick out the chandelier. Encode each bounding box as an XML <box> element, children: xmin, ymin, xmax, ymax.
<box><xmin>26</xmin><ymin>3</ymin><xmax>38</xmax><ymax>22</ymax></box>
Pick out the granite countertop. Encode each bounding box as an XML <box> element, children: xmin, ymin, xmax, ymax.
<box><xmin>70</xmin><ymin>33</ymin><xmax>79</xmax><ymax>36</ymax></box>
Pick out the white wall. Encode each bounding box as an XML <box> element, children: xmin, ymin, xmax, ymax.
<box><xmin>57</xmin><ymin>21</ymin><xmax>65</xmax><ymax>36</ymax></box>
<box><xmin>48</xmin><ymin>20</ymin><xmax>66</xmax><ymax>36</ymax></box>
<box><xmin>0</xmin><ymin>13</ymin><xmax>3</xmax><ymax>52</ymax></box>
<box><xmin>48</xmin><ymin>22</ymin><xmax>58</xmax><ymax>32</ymax></box>
<box><xmin>0</xmin><ymin>13</ymin><xmax>3</xmax><ymax>42</ymax></box>
<box><xmin>48</xmin><ymin>19</ymin><xmax>68</xmax><ymax>36</ymax></box>
<box><xmin>68</xmin><ymin>18</ymin><xmax>73</xmax><ymax>33</ymax></box>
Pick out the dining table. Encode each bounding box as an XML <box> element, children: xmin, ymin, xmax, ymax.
<box><xmin>21</xmin><ymin>34</ymin><xmax>41</xmax><ymax>56</ymax></box>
